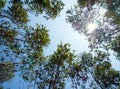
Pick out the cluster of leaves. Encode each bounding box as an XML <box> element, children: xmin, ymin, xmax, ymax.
<box><xmin>0</xmin><ymin>62</ymin><xmax>15</xmax><ymax>83</ymax></box>
<box><xmin>0</xmin><ymin>0</ymin><xmax>6</xmax><ymax>8</ymax></box>
<box><xmin>9</xmin><ymin>0</ymin><xmax>28</xmax><ymax>23</ymax></box>
<box><xmin>25</xmin><ymin>0</ymin><xmax>64</xmax><ymax>19</ymax></box>
<box><xmin>0</xmin><ymin>28</ymin><xmax>17</xmax><ymax>43</ymax></box>
<box><xmin>93</xmin><ymin>51</ymin><xmax>120</xmax><ymax>89</ymax></box>
<box><xmin>94</xmin><ymin>61</ymin><xmax>120</xmax><ymax>88</ymax></box>
<box><xmin>111</xmin><ymin>35</ymin><xmax>120</xmax><ymax>58</ymax></box>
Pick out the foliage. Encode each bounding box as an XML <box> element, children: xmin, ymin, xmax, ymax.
<box><xmin>0</xmin><ymin>0</ymin><xmax>120</xmax><ymax>89</ymax></box>
<box><xmin>68</xmin><ymin>52</ymin><xmax>93</xmax><ymax>89</ymax></box>
<box><xmin>0</xmin><ymin>0</ymin><xmax>28</xmax><ymax>52</ymax></box>
<box><xmin>24</xmin><ymin>0</ymin><xmax>64</xmax><ymax>19</ymax></box>
<box><xmin>9</xmin><ymin>0</ymin><xmax>28</xmax><ymax>23</ymax></box>
<box><xmin>110</xmin><ymin>35</ymin><xmax>120</xmax><ymax>58</ymax></box>
<box><xmin>66</xmin><ymin>4</ymin><xmax>120</xmax><ymax>88</ymax></box>
<box><xmin>41</xmin><ymin>43</ymin><xmax>76</xmax><ymax>89</ymax></box>
<box><xmin>94</xmin><ymin>61</ymin><xmax>120</xmax><ymax>88</ymax></box>
<box><xmin>0</xmin><ymin>0</ymin><xmax>64</xmax><ymax>53</ymax></box>
<box><xmin>19</xmin><ymin>25</ymin><xmax>50</xmax><ymax>83</ymax></box>
<box><xmin>20</xmin><ymin>43</ymin><xmax>76</xmax><ymax>89</ymax></box>
<box><xmin>0</xmin><ymin>28</ymin><xmax>17</xmax><ymax>43</ymax></box>
<box><xmin>0</xmin><ymin>0</ymin><xmax>63</xmax><ymax>88</ymax></box>
<box><xmin>0</xmin><ymin>62</ymin><xmax>15</xmax><ymax>83</ymax></box>
<box><xmin>0</xmin><ymin>0</ymin><xmax>6</xmax><ymax>8</ymax></box>
<box><xmin>66</xmin><ymin>0</ymin><xmax>120</xmax><ymax>50</ymax></box>
<box><xmin>0</xmin><ymin>0</ymin><xmax>28</xmax><ymax>29</ymax></box>
<box><xmin>27</xmin><ymin>24</ymin><xmax>50</xmax><ymax>50</ymax></box>
<box><xmin>91</xmin><ymin>50</ymin><xmax>120</xmax><ymax>88</ymax></box>
<box><xmin>0</xmin><ymin>0</ymin><xmax>64</xmax><ymax>88</ymax></box>
<box><xmin>69</xmin><ymin>51</ymin><xmax>120</xmax><ymax>89</ymax></box>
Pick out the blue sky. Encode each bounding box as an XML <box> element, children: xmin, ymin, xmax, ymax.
<box><xmin>2</xmin><ymin>0</ymin><xmax>120</xmax><ymax>88</ymax></box>
<box><xmin>28</xmin><ymin>0</ymin><xmax>90</xmax><ymax>55</ymax></box>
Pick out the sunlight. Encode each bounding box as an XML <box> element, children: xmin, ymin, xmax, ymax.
<box><xmin>87</xmin><ymin>23</ymin><xmax>97</xmax><ymax>33</ymax></box>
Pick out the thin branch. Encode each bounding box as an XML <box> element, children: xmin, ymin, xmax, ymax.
<box><xmin>110</xmin><ymin>29</ymin><xmax>120</xmax><ymax>36</ymax></box>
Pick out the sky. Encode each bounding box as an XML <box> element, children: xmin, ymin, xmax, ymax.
<box><xmin>28</xmin><ymin>0</ymin><xmax>90</xmax><ymax>55</ymax></box>
<box><xmin>2</xmin><ymin>0</ymin><xmax>120</xmax><ymax>89</ymax></box>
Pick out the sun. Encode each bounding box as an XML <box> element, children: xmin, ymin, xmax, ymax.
<box><xmin>87</xmin><ymin>23</ymin><xmax>97</xmax><ymax>33</ymax></box>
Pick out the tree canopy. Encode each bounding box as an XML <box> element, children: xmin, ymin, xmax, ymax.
<box><xmin>69</xmin><ymin>51</ymin><xmax>120</xmax><ymax>89</ymax></box>
<box><xmin>24</xmin><ymin>0</ymin><xmax>64</xmax><ymax>19</ymax></box>
<box><xmin>0</xmin><ymin>0</ymin><xmax>120</xmax><ymax>89</ymax></box>
<box><xmin>66</xmin><ymin>0</ymin><xmax>120</xmax><ymax>51</ymax></box>
<box><xmin>0</xmin><ymin>0</ymin><xmax>63</xmax><ymax>87</ymax></box>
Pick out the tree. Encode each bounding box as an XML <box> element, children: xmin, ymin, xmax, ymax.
<box><xmin>41</xmin><ymin>43</ymin><xmax>76</xmax><ymax>89</ymax></box>
<box><xmin>18</xmin><ymin>24</ymin><xmax>50</xmax><ymax>85</ymax></box>
<box><xmin>0</xmin><ymin>0</ymin><xmax>64</xmax><ymax>88</ymax></box>
<box><xmin>66</xmin><ymin>0</ymin><xmax>120</xmax><ymax>50</ymax></box>
<box><xmin>24</xmin><ymin>0</ymin><xmax>64</xmax><ymax>19</ymax></box>
<box><xmin>0</xmin><ymin>0</ymin><xmax>63</xmax><ymax>87</ymax></box>
<box><xmin>69</xmin><ymin>51</ymin><xmax>120</xmax><ymax>89</ymax></box>
<box><xmin>0</xmin><ymin>0</ymin><xmax>65</xmax><ymax>63</ymax></box>
<box><xmin>20</xmin><ymin>43</ymin><xmax>76</xmax><ymax>89</ymax></box>
<box><xmin>94</xmin><ymin>61</ymin><xmax>120</xmax><ymax>89</ymax></box>
<box><xmin>0</xmin><ymin>0</ymin><xmax>64</xmax><ymax>50</ymax></box>
<box><xmin>66</xmin><ymin>1</ymin><xmax>120</xmax><ymax>88</ymax></box>
<box><xmin>0</xmin><ymin>0</ymin><xmax>28</xmax><ymax>51</ymax></box>
<box><xmin>68</xmin><ymin>52</ymin><xmax>93</xmax><ymax>89</ymax></box>
<box><xmin>1</xmin><ymin>0</ymin><xmax>120</xmax><ymax>89</ymax></box>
